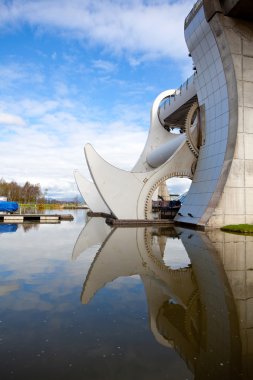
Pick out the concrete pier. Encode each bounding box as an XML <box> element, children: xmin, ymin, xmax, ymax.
<box><xmin>105</xmin><ymin>218</ymin><xmax>174</xmax><ymax>227</ymax></box>
<box><xmin>0</xmin><ymin>214</ymin><xmax>74</xmax><ymax>223</ymax></box>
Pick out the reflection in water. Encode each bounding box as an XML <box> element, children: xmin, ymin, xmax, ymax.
<box><xmin>76</xmin><ymin>221</ymin><xmax>249</xmax><ymax>379</ymax></box>
<box><xmin>0</xmin><ymin>213</ymin><xmax>252</xmax><ymax>379</ymax></box>
<box><xmin>207</xmin><ymin>230</ymin><xmax>253</xmax><ymax>379</ymax></box>
<box><xmin>21</xmin><ymin>223</ymin><xmax>39</xmax><ymax>233</ymax></box>
<box><xmin>0</xmin><ymin>223</ymin><xmax>40</xmax><ymax>234</ymax></box>
<box><xmin>72</xmin><ymin>217</ymin><xmax>111</xmax><ymax>261</ymax></box>
<box><xmin>0</xmin><ymin>224</ymin><xmax>18</xmax><ymax>234</ymax></box>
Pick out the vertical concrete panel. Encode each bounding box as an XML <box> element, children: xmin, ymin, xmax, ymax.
<box><xmin>244</xmin><ymin>107</ymin><xmax>253</xmax><ymax>133</ymax></box>
<box><xmin>224</xmin><ymin>187</ymin><xmax>245</xmax><ymax>214</ymax></box>
<box><xmin>244</xmin><ymin>82</ymin><xmax>253</xmax><ymax>108</ymax></box>
<box><xmin>225</xmin><ymin>159</ymin><xmax>244</xmax><ymax>187</ymax></box>
<box><xmin>243</xmin><ymin>56</ymin><xmax>253</xmax><ymax>81</ymax></box>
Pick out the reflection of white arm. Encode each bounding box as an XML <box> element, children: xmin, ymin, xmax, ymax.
<box><xmin>81</xmin><ymin>228</ymin><xmax>143</xmax><ymax>304</ymax></box>
<box><xmin>80</xmin><ymin>225</ymin><xmax>196</xmax><ymax>351</ymax></box>
<box><xmin>72</xmin><ymin>217</ymin><xmax>111</xmax><ymax>261</ymax></box>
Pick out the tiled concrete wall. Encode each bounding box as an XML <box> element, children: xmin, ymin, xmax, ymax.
<box><xmin>177</xmin><ymin>6</ymin><xmax>230</xmax><ymax>226</ymax></box>
<box><xmin>208</xmin><ymin>16</ymin><xmax>253</xmax><ymax>226</ymax></box>
<box><xmin>177</xmin><ymin>4</ymin><xmax>253</xmax><ymax>227</ymax></box>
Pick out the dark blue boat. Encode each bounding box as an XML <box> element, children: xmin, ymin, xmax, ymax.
<box><xmin>0</xmin><ymin>201</ymin><xmax>19</xmax><ymax>213</ymax></box>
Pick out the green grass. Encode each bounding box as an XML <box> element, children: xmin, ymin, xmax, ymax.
<box><xmin>19</xmin><ymin>203</ymin><xmax>64</xmax><ymax>210</ymax></box>
<box><xmin>221</xmin><ymin>224</ymin><xmax>253</xmax><ymax>234</ymax></box>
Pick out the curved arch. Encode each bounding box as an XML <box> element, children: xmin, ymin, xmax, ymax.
<box><xmin>144</xmin><ymin>172</ymin><xmax>193</xmax><ymax>219</ymax></box>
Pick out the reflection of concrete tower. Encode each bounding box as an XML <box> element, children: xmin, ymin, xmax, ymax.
<box><xmin>74</xmin><ymin>223</ymin><xmax>243</xmax><ymax>379</ymax></box>
<box><xmin>179</xmin><ymin>229</ymin><xmax>241</xmax><ymax>379</ymax></box>
<box><xmin>207</xmin><ymin>229</ymin><xmax>253</xmax><ymax>379</ymax></box>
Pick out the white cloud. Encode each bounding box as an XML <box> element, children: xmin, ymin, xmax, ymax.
<box><xmin>0</xmin><ymin>63</ymin><xmax>45</xmax><ymax>89</ymax></box>
<box><xmin>0</xmin><ymin>96</ymin><xmax>148</xmax><ymax>198</ymax></box>
<box><xmin>92</xmin><ymin>59</ymin><xmax>117</xmax><ymax>73</ymax></box>
<box><xmin>17</xmin><ymin>99</ymin><xmax>60</xmax><ymax>118</ymax></box>
<box><xmin>0</xmin><ymin>0</ymin><xmax>195</xmax><ymax>198</ymax></box>
<box><xmin>0</xmin><ymin>0</ymin><xmax>193</xmax><ymax>62</ymax></box>
<box><xmin>0</xmin><ymin>112</ymin><xmax>25</xmax><ymax>126</ymax></box>
<box><xmin>0</xmin><ymin>88</ymin><xmax>192</xmax><ymax>198</ymax></box>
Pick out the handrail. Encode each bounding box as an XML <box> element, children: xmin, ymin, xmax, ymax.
<box><xmin>159</xmin><ymin>73</ymin><xmax>196</xmax><ymax>110</ymax></box>
<box><xmin>184</xmin><ymin>0</ymin><xmax>203</xmax><ymax>29</ymax></box>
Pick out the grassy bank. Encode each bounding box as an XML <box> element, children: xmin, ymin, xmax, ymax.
<box><xmin>221</xmin><ymin>224</ymin><xmax>253</xmax><ymax>234</ymax></box>
<box><xmin>19</xmin><ymin>203</ymin><xmax>86</xmax><ymax>211</ymax></box>
<box><xmin>20</xmin><ymin>203</ymin><xmax>64</xmax><ymax>210</ymax></box>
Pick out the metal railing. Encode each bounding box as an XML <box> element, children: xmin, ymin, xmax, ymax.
<box><xmin>159</xmin><ymin>73</ymin><xmax>196</xmax><ymax>110</ymax></box>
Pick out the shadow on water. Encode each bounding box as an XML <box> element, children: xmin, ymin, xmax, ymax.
<box><xmin>0</xmin><ymin>212</ymin><xmax>252</xmax><ymax>379</ymax></box>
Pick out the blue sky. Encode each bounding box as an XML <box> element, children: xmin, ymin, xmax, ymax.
<box><xmin>0</xmin><ymin>0</ymin><xmax>194</xmax><ymax>199</ymax></box>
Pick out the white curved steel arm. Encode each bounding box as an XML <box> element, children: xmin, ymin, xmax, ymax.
<box><xmin>85</xmin><ymin>130</ymin><xmax>197</xmax><ymax>220</ymax></box>
<box><xmin>74</xmin><ymin>170</ymin><xmax>110</xmax><ymax>214</ymax></box>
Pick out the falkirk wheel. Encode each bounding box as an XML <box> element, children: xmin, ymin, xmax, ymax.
<box><xmin>75</xmin><ymin>0</ymin><xmax>253</xmax><ymax>229</ymax></box>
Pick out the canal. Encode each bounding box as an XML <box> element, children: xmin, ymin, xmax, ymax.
<box><xmin>0</xmin><ymin>210</ymin><xmax>251</xmax><ymax>379</ymax></box>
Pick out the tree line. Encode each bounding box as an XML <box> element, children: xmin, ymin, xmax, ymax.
<box><xmin>0</xmin><ymin>178</ymin><xmax>43</xmax><ymax>203</ymax></box>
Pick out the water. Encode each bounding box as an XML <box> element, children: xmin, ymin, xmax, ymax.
<box><xmin>0</xmin><ymin>210</ymin><xmax>252</xmax><ymax>379</ymax></box>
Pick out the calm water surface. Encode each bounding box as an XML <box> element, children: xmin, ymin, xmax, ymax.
<box><xmin>0</xmin><ymin>210</ymin><xmax>252</xmax><ymax>379</ymax></box>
